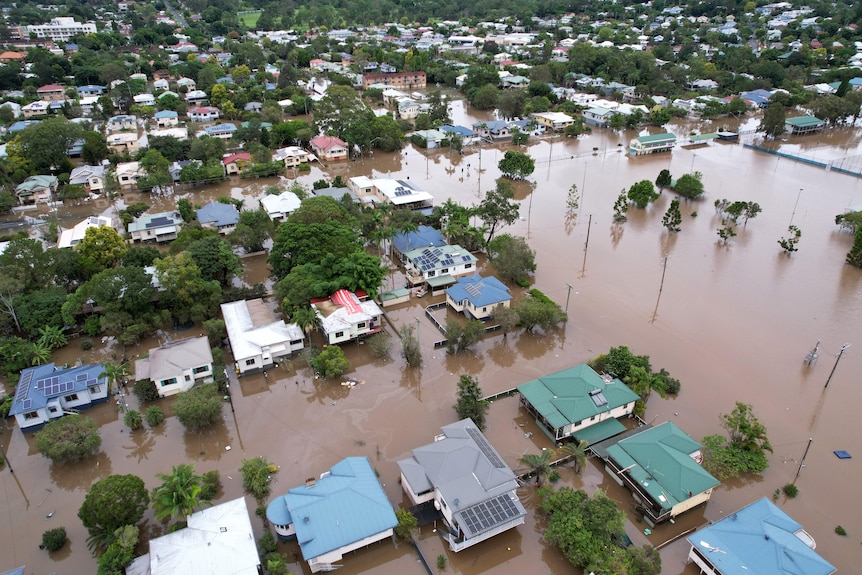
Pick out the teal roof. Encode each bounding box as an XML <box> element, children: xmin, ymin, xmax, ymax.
<box><xmin>636</xmin><ymin>132</ymin><xmax>676</xmax><ymax>144</ymax></box>
<box><xmin>686</xmin><ymin>498</ymin><xmax>836</xmax><ymax>575</ymax></box>
<box><xmin>573</xmin><ymin>417</ymin><xmax>626</xmax><ymax>444</ymax></box>
<box><xmin>268</xmin><ymin>457</ymin><xmax>396</xmax><ymax>562</ymax></box>
<box><xmin>517</xmin><ymin>364</ymin><xmax>639</xmax><ymax>431</ymax></box>
<box><xmin>604</xmin><ymin>422</ymin><xmax>719</xmax><ymax>512</ymax></box>
<box><xmin>785</xmin><ymin>115</ymin><xmax>824</xmax><ymax>128</ymax></box>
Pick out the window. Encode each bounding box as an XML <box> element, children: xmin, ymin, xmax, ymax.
<box><xmin>193</xmin><ymin>366</ymin><xmax>209</xmax><ymax>374</ymax></box>
<box><xmin>89</xmin><ymin>385</ymin><xmax>101</xmax><ymax>393</ymax></box>
<box><xmin>290</xmin><ymin>339</ymin><xmax>303</xmax><ymax>346</ymax></box>
<box><xmin>245</xmin><ymin>359</ymin><xmax>256</xmax><ymax>366</ymax></box>
<box><xmin>441</xmin><ymin>268</ymin><xmax>449</xmax><ymax>274</ymax></box>
<box><xmin>464</xmin><ymin>263</ymin><xmax>472</xmax><ymax>269</ymax></box>
<box><xmin>160</xmin><ymin>378</ymin><xmax>177</xmax><ymax>387</ymax></box>
<box><xmin>185</xmin><ymin>375</ymin><xmax>191</xmax><ymax>382</ymax></box>
<box><xmin>48</xmin><ymin>406</ymin><xmax>59</xmax><ymax>413</ymax></box>
<box><xmin>24</xmin><ymin>412</ymin><xmax>40</xmax><ymax>420</ymax></box>
<box><xmin>428</xmin><ymin>271</ymin><xmax>436</xmax><ymax>277</ymax></box>
<box><xmin>357</xmin><ymin>322</ymin><xmax>366</xmax><ymax>329</ymax></box>
<box><xmin>335</xmin><ymin>331</ymin><xmax>344</xmax><ymax>338</ymax></box>
<box><xmin>64</xmin><ymin>393</ymin><xmax>79</xmax><ymax>402</ymax></box>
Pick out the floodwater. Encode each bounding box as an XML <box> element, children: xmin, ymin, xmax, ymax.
<box><xmin>3</xmin><ymin>112</ymin><xmax>862</xmax><ymax>575</ymax></box>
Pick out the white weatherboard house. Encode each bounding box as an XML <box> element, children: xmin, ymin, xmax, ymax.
<box><xmin>311</xmin><ymin>289</ymin><xmax>383</xmax><ymax>345</ymax></box>
<box><xmin>398</xmin><ymin>418</ymin><xmax>527</xmax><ymax>552</ymax></box>
<box><xmin>221</xmin><ymin>299</ymin><xmax>304</xmax><ymax>375</ymax></box>
<box><xmin>57</xmin><ymin>216</ymin><xmax>114</xmax><ymax>249</ymax></box>
<box><xmin>260</xmin><ymin>191</ymin><xmax>302</xmax><ymax>222</ymax></box>
<box><xmin>126</xmin><ymin>497</ymin><xmax>260</xmax><ymax>575</ymax></box>
<box><xmin>135</xmin><ymin>336</ymin><xmax>214</xmax><ymax>397</ymax></box>
<box><xmin>347</xmin><ymin>176</ymin><xmax>434</xmax><ymax>211</ymax></box>
<box><xmin>266</xmin><ymin>457</ymin><xmax>397</xmax><ymax>573</ymax></box>
<box><xmin>8</xmin><ymin>363</ymin><xmax>109</xmax><ymax>431</ymax></box>
<box><xmin>128</xmin><ymin>211</ymin><xmax>183</xmax><ymax>243</ymax></box>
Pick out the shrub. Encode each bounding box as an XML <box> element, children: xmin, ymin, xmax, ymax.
<box><xmin>133</xmin><ymin>379</ymin><xmax>159</xmax><ymax>403</ymax></box>
<box><xmin>265</xmin><ymin>552</ymin><xmax>289</xmax><ymax>575</ymax></box>
<box><xmin>835</xmin><ymin>525</ymin><xmax>847</xmax><ymax>536</ymax></box>
<box><xmin>80</xmin><ymin>339</ymin><xmax>93</xmax><ymax>350</ymax></box>
<box><xmin>144</xmin><ymin>406</ymin><xmax>164</xmax><ymax>427</ymax></box>
<box><xmin>199</xmin><ymin>470</ymin><xmax>221</xmax><ymax>500</ymax></box>
<box><xmin>123</xmin><ymin>410</ymin><xmax>143</xmax><ymax>430</ymax></box>
<box><xmin>782</xmin><ymin>483</ymin><xmax>799</xmax><ymax>498</ymax></box>
<box><xmin>83</xmin><ymin>315</ymin><xmax>101</xmax><ymax>336</ymax></box>
<box><xmin>394</xmin><ymin>508</ymin><xmax>418</xmax><ymax>539</ymax></box>
<box><xmin>35</xmin><ymin>415</ymin><xmax>101</xmax><ymax>463</ymax></box>
<box><xmin>437</xmin><ymin>554</ymin><xmax>447</xmax><ymax>569</ymax></box>
<box><xmin>549</xmin><ymin>470</ymin><xmax>561</xmax><ymax>483</ymax></box>
<box><xmin>366</xmin><ymin>333</ymin><xmax>392</xmax><ymax>360</ymax></box>
<box><xmin>311</xmin><ymin>345</ymin><xmax>349</xmax><ymax>379</ymax></box>
<box><xmin>240</xmin><ymin>456</ymin><xmax>275</xmax><ymax>501</ymax></box>
<box><xmin>259</xmin><ymin>530</ymin><xmax>277</xmax><ymax>554</ymax></box>
<box><xmin>173</xmin><ymin>384</ymin><xmax>223</xmax><ymax>432</ymax></box>
<box><xmin>42</xmin><ymin>527</ymin><xmax>67</xmax><ymax>552</ymax></box>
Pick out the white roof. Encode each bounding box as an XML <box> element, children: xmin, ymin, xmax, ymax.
<box><xmin>533</xmin><ymin>111</ymin><xmax>574</xmax><ymax>123</ymax></box>
<box><xmin>260</xmin><ymin>192</ymin><xmax>301</xmax><ymax>217</ymax></box>
<box><xmin>220</xmin><ymin>300</ymin><xmax>303</xmax><ymax>362</ymax></box>
<box><xmin>373</xmin><ymin>178</ymin><xmax>434</xmax><ymax>206</ymax></box>
<box><xmin>313</xmin><ymin>294</ymin><xmax>383</xmax><ymax>334</ymax></box>
<box><xmin>127</xmin><ymin>497</ymin><xmax>259</xmax><ymax>575</ymax></box>
<box><xmin>57</xmin><ymin>215</ymin><xmax>113</xmax><ymax>249</ymax></box>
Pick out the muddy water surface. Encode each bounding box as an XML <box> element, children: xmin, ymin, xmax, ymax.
<box><xmin>3</xmin><ymin>121</ymin><xmax>862</xmax><ymax>574</ymax></box>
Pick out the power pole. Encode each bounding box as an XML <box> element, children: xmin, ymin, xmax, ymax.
<box><xmin>824</xmin><ymin>343</ymin><xmax>851</xmax><ymax>389</ymax></box>
<box><xmin>565</xmin><ymin>283</ymin><xmax>573</xmax><ymax>314</ymax></box>
<box><xmin>796</xmin><ymin>437</ymin><xmax>813</xmax><ymax>479</ymax></box>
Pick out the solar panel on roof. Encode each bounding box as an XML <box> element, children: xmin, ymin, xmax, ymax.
<box><xmin>77</xmin><ymin>373</ymin><xmax>88</xmax><ymax>381</ymax></box>
<box><xmin>21</xmin><ymin>398</ymin><xmax>31</xmax><ymax>410</ymax></box>
<box><xmin>459</xmin><ymin>494</ymin><xmax>521</xmax><ymax>536</ymax></box>
<box><xmin>146</xmin><ymin>216</ymin><xmax>172</xmax><ymax>228</ymax></box>
<box><xmin>466</xmin><ymin>427</ymin><xmax>506</xmax><ymax>468</ymax></box>
<box><xmin>462</xmin><ymin>255</ymin><xmax>472</xmax><ymax>262</ymax></box>
<box><xmin>87</xmin><ymin>379</ymin><xmax>97</xmax><ymax>387</ymax></box>
<box><xmin>589</xmin><ymin>389</ymin><xmax>608</xmax><ymax>407</ymax></box>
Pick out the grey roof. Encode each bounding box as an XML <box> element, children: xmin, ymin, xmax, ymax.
<box><xmin>398</xmin><ymin>419</ymin><xmax>526</xmax><ymax>540</ymax></box>
<box><xmin>196</xmin><ymin>201</ymin><xmax>239</xmax><ymax>227</ymax></box>
<box><xmin>313</xmin><ymin>187</ymin><xmax>358</xmax><ymax>203</ymax></box>
<box><xmin>135</xmin><ymin>336</ymin><xmax>212</xmax><ymax>382</ymax></box>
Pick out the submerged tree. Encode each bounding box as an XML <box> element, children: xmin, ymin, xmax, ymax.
<box><xmin>151</xmin><ymin>464</ymin><xmax>210</xmax><ymax>523</ymax></box>
<box><xmin>627</xmin><ymin>180</ymin><xmax>659</xmax><ymax>209</ymax></box>
<box><xmin>702</xmin><ymin>402</ymin><xmax>772</xmax><ymax>480</ymax></box>
<box><xmin>520</xmin><ymin>449</ymin><xmax>553</xmax><ymax>486</ymax></box>
<box><xmin>778</xmin><ymin>225</ymin><xmax>802</xmax><ymax>253</ymax></box>
<box><xmin>662</xmin><ymin>198</ymin><xmax>682</xmax><ymax>232</ymax></box>
<box><xmin>847</xmin><ymin>227</ymin><xmax>862</xmax><ymax>267</ymax></box>
<box><xmin>454</xmin><ymin>375</ymin><xmax>489</xmax><ymax>430</ymax></box>
<box><xmin>655</xmin><ymin>169</ymin><xmax>672</xmax><ymax>190</ymax></box>
<box><xmin>399</xmin><ymin>324</ymin><xmax>422</xmax><ymax>367</ymax></box>
<box><xmin>613</xmin><ymin>190</ymin><xmax>629</xmax><ymax>221</ymax></box>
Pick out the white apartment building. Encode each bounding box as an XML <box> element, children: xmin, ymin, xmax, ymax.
<box><xmin>24</xmin><ymin>17</ymin><xmax>97</xmax><ymax>42</ymax></box>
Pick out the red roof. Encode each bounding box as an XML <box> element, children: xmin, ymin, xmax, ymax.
<box><xmin>189</xmin><ymin>106</ymin><xmax>218</xmax><ymax>114</ymax></box>
<box><xmin>222</xmin><ymin>153</ymin><xmax>251</xmax><ymax>165</ymax></box>
<box><xmin>37</xmin><ymin>84</ymin><xmax>64</xmax><ymax>92</ymax></box>
<box><xmin>310</xmin><ymin>135</ymin><xmax>347</xmax><ymax>151</ymax></box>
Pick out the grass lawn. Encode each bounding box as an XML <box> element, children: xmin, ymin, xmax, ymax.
<box><xmin>237</xmin><ymin>11</ymin><xmax>262</xmax><ymax>27</ymax></box>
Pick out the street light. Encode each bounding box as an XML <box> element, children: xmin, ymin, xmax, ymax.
<box><xmin>824</xmin><ymin>343</ymin><xmax>851</xmax><ymax>389</ymax></box>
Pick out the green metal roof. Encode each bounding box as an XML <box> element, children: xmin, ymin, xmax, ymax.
<box><xmin>517</xmin><ymin>364</ymin><xmax>640</xmax><ymax>432</ymax></box>
<box><xmin>427</xmin><ymin>274</ymin><xmax>456</xmax><ymax>287</ymax></box>
<box><xmin>636</xmin><ymin>132</ymin><xmax>676</xmax><ymax>144</ymax></box>
<box><xmin>605</xmin><ymin>422</ymin><xmax>719</xmax><ymax>512</ymax></box>
<box><xmin>573</xmin><ymin>417</ymin><xmax>626</xmax><ymax>444</ymax></box>
<box><xmin>785</xmin><ymin>116</ymin><xmax>824</xmax><ymax>127</ymax></box>
<box><xmin>690</xmin><ymin>132</ymin><xmax>718</xmax><ymax>142</ymax></box>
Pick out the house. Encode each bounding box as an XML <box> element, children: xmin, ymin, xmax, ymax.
<box><xmin>221</xmin><ymin>299</ymin><xmax>304</xmax><ymax>375</ymax></box>
<box><xmin>688</xmin><ymin>79</ymin><xmax>719</xmax><ymax>91</ymax></box>
<box><xmin>266</xmin><ymin>457</ymin><xmax>397</xmax><ymax>573</ymax></box>
<box><xmin>595</xmin><ymin>421</ymin><xmax>719</xmax><ymax>525</ymax></box>
<box><xmin>628</xmin><ymin>132</ymin><xmax>676</xmax><ymax>156</ymax></box>
<box><xmin>362</xmin><ymin>71</ymin><xmax>426</xmax><ymax>89</ymax></box>
<box><xmin>135</xmin><ymin>336</ymin><xmax>213</xmax><ymax>397</ymax></box>
<box><xmin>7</xmin><ymin>363</ymin><xmax>109</xmax><ymax>431</ymax></box>
<box><xmin>583</xmin><ymin>107</ymin><xmax>615</xmax><ymax>127</ymax></box>
<box><xmin>57</xmin><ymin>215</ymin><xmax>113</xmax><ymax>249</ymax></box>
<box><xmin>517</xmin><ymin>364</ymin><xmax>640</xmax><ymax>443</ymax></box>
<box><xmin>397</xmin><ymin>98</ymin><xmax>420</xmax><ymax>119</ymax></box>
<box><xmin>310</xmin><ymin>136</ymin><xmax>349</xmax><ymax>161</ymax></box>
<box><xmin>397</xmin><ymin>418</ymin><xmax>527</xmax><ymax>552</ymax></box>
<box><xmin>272</xmin><ymin>146</ymin><xmax>316</xmax><ymax>168</ymax></box>
<box><xmin>532</xmin><ymin>111</ymin><xmax>575</xmax><ymax>131</ymax></box>
<box><xmin>21</xmin><ymin>100</ymin><xmax>50</xmax><ymax>118</ymax></box>
<box><xmin>196</xmin><ymin>201</ymin><xmax>239</xmax><ymax>234</ymax></box>
<box><xmin>69</xmin><ymin>165</ymin><xmax>106</xmax><ymax>193</ymax></box>
<box><xmin>446</xmin><ymin>275</ymin><xmax>511</xmax><ymax>320</ymax></box>
<box><xmin>126</xmin><ymin>497</ymin><xmax>260</xmax><ymax>575</ymax></box>
<box><xmin>785</xmin><ymin>115</ymin><xmax>825</xmax><ymax>135</ymax></box>
<box><xmin>0</xmin><ymin>51</ymin><xmax>25</xmax><ymax>63</ymax></box>
<box><xmin>313</xmin><ymin>187</ymin><xmax>358</xmax><ymax>204</ymax></box>
<box><xmin>15</xmin><ymin>175</ymin><xmax>58</xmax><ymax>204</ymax></box>
<box><xmin>412</xmin><ymin>129</ymin><xmax>448</xmax><ymax>148</ymax></box>
<box><xmin>150</xmin><ymin>127</ymin><xmax>189</xmax><ymax>142</ymax></box>
<box><xmin>177</xmin><ymin>77</ymin><xmax>197</xmax><ymax>89</ymax></box>
<box><xmin>686</xmin><ymin>498</ymin><xmax>836</xmax><ymax>575</ymax></box>
<box><xmin>76</xmin><ymin>84</ymin><xmax>106</xmax><ymax>97</ymax></box>
<box><xmin>347</xmin><ymin>177</ymin><xmax>434</xmax><ymax>211</ymax></box>
<box><xmin>222</xmin><ymin>152</ymin><xmax>251</xmax><ymax>175</ymax></box>
<box><xmin>260</xmin><ymin>191</ymin><xmax>302</xmax><ymax>222</ymax></box>
<box><xmin>390</xmin><ymin>224</ymin><xmax>446</xmax><ymax>263</ymax></box>
<box><xmin>311</xmin><ymin>289</ymin><xmax>383</xmax><ymax>345</ymax></box>
<box><xmin>740</xmin><ymin>89</ymin><xmax>772</xmax><ymax>108</ymax></box>
<box><xmin>403</xmin><ymin>244</ymin><xmax>477</xmax><ymax>290</ymax></box>
<box><xmin>107</xmin><ymin>132</ymin><xmax>139</xmax><ymax>154</ymax></box>
<box><xmin>184</xmin><ymin>89</ymin><xmax>207</xmax><ymax>104</ymax></box>
<box><xmin>36</xmin><ymin>84</ymin><xmax>65</xmax><ymax>101</ymax></box>
<box><xmin>203</xmin><ymin>123</ymin><xmax>236</xmax><ymax>139</ymax></box>
<box><xmin>128</xmin><ymin>211</ymin><xmax>183</xmax><ymax>243</ymax></box>
<box><xmin>188</xmin><ymin>106</ymin><xmax>220</xmax><ymax>122</ymax></box>
<box><xmin>133</xmin><ymin>93</ymin><xmax>156</xmax><ymax>107</ymax></box>
<box><xmin>106</xmin><ymin>114</ymin><xmax>137</xmax><ymax>132</ymax></box>
<box><xmin>471</xmin><ymin>119</ymin><xmax>532</xmax><ymax>140</ymax></box>
<box><xmin>243</xmin><ymin>101</ymin><xmax>262</xmax><ymax>113</ymax></box>
<box><xmin>153</xmin><ymin>78</ymin><xmax>170</xmax><ymax>91</ymax></box>
<box><xmin>440</xmin><ymin>125</ymin><xmax>475</xmax><ymax>139</ymax></box>
<box><xmin>115</xmin><ymin>161</ymin><xmax>145</xmax><ymax>191</ymax></box>
<box><xmin>501</xmin><ymin>75</ymin><xmax>530</xmax><ymax>89</ymax></box>
<box><xmin>0</xmin><ymin>101</ymin><xmax>21</xmax><ymax>118</ymax></box>
<box><xmin>154</xmin><ymin>110</ymin><xmax>179</xmax><ymax>128</ymax></box>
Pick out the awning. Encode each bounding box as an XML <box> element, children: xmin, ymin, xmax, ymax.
<box><xmin>155</xmin><ymin>226</ymin><xmax>177</xmax><ymax>235</ymax></box>
<box><xmin>427</xmin><ymin>274</ymin><xmax>456</xmax><ymax>288</ymax></box>
<box><xmin>573</xmin><ymin>417</ymin><xmax>627</xmax><ymax>445</ymax></box>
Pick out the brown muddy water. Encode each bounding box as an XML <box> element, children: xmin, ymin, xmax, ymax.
<box><xmin>3</xmin><ymin>118</ymin><xmax>862</xmax><ymax>574</ymax></box>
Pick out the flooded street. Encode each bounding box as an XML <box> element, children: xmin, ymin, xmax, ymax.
<box><xmin>3</xmin><ymin>115</ymin><xmax>862</xmax><ymax>574</ymax></box>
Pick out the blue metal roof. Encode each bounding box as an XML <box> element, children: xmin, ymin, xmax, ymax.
<box><xmin>9</xmin><ymin>363</ymin><xmax>106</xmax><ymax>416</ymax></box>
<box><xmin>446</xmin><ymin>274</ymin><xmax>511</xmax><ymax>308</ymax></box>
<box><xmin>686</xmin><ymin>498</ymin><xmax>836</xmax><ymax>575</ymax></box>
<box><xmin>204</xmin><ymin>124</ymin><xmax>236</xmax><ymax>135</ymax></box>
<box><xmin>269</xmin><ymin>457</ymin><xmax>397</xmax><ymax>562</ymax></box>
<box><xmin>391</xmin><ymin>225</ymin><xmax>445</xmax><ymax>254</ymax></box>
<box><xmin>196</xmin><ymin>201</ymin><xmax>239</xmax><ymax>228</ymax></box>
<box><xmin>440</xmin><ymin>125</ymin><xmax>474</xmax><ymax>137</ymax></box>
<box><xmin>154</xmin><ymin>110</ymin><xmax>178</xmax><ymax>118</ymax></box>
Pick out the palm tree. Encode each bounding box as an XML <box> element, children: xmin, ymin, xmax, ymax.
<box><xmin>29</xmin><ymin>341</ymin><xmax>52</xmax><ymax>366</ymax></box>
<box><xmin>519</xmin><ymin>449</ymin><xmax>553</xmax><ymax>487</ymax></box>
<box><xmin>291</xmin><ymin>307</ymin><xmax>319</xmax><ymax>340</ymax></box>
<box><xmin>559</xmin><ymin>439</ymin><xmax>589</xmax><ymax>474</ymax></box>
<box><xmin>151</xmin><ymin>464</ymin><xmax>209</xmax><ymax>523</ymax></box>
<box><xmin>104</xmin><ymin>362</ymin><xmax>130</xmax><ymax>394</ymax></box>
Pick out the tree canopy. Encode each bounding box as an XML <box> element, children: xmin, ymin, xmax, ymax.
<box><xmin>454</xmin><ymin>375</ymin><xmax>489</xmax><ymax>430</ymax></box>
<box><xmin>498</xmin><ymin>150</ymin><xmax>535</xmax><ymax>180</ymax></box>
<box><xmin>476</xmin><ymin>179</ymin><xmax>520</xmax><ymax>245</ymax></box>
<box><xmin>78</xmin><ymin>474</ymin><xmax>149</xmax><ymax>552</ymax></box>
<box><xmin>35</xmin><ymin>414</ymin><xmax>101</xmax><ymax>463</ymax></box>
